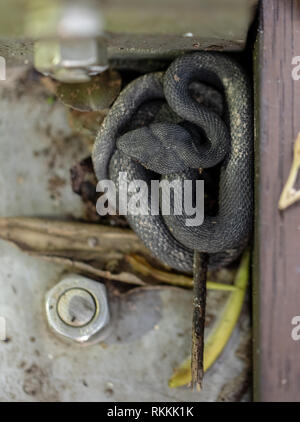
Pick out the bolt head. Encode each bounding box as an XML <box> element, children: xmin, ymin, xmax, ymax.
<box><xmin>46</xmin><ymin>274</ymin><xmax>110</xmax><ymax>344</ymax></box>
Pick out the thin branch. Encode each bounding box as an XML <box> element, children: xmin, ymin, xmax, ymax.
<box><xmin>191</xmin><ymin>251</ymin><xmax>209</xmax><ymax>391</ymax></box>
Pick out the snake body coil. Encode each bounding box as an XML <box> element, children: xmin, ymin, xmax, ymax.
<box><xmin>92</xmin><ymin>53</ymin><xmax>253</xmax><ymax>273</ymax></box>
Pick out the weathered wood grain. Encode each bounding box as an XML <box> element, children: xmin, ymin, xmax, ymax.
<box><xmin>254</xmin><ymin>0</ymin><xmax>300</xmax><ymax>402</ymax></box>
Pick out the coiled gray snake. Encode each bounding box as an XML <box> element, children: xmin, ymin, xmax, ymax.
<box><xmin>92</xmin><ymin>52</ymin><xmax>253</xmax><ymax>273</ymax></box>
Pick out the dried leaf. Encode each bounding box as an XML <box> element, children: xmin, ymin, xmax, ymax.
<box><xmin>57</xmin><ymin>69</ymin><xmax>121</xmax><ymax>111</ymax></box>
<box><xmin>278</xmin><ymin>132</ymin><xmax>300</xmax><ymax>210</ymax></box>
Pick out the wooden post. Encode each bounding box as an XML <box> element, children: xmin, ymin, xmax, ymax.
<box><xmin>254</xmin><ymin>0</ymin><xmax>300</xmax><ymax>401</ymax></box>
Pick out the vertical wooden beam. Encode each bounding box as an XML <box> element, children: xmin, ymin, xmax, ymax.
<box><xmin>254</xmin><ymin>0</ymin><xmax>300</xmax><ymax>401</ymax></box>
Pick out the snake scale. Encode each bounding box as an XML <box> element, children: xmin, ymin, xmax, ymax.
<box><xmin>92</xmin><ymin>52</ymin><xmax>253</xmax><ymax>273</ymax></box>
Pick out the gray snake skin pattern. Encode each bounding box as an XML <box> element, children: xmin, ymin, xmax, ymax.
<box><xmin>92</xmin><ymin>52</ymin><xmax>253</xmax><ymax>273</ymax></box>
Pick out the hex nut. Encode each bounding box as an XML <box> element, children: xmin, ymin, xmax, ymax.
<box><xmin>34</xmin><ymin>38</ymin><xmax>108</xmax><ymax>83</ymax></box>
<box><xmin>46</xmin><ymin>274</ymin><xmax>110</xmax><ymax>344</ymax></box>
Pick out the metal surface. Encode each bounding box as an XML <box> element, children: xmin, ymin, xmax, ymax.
<box><xmin>0</xmin><ymin>0</ymin><xmax>256</xmax><ymax>40</ymax></box>
<box><xmin>46</xmin><ymin>275</ymin><xmax>110</xmax><ymax>344</ymax></box>
<box><xmin>0</xmin><ymin>65</ymin><xmax>251</xmax><ymax>402</ymax></box>
<box><xmin>0</xmin><ymin>0</ymin><xmax>258</xmax><ymax>68</ymax></box>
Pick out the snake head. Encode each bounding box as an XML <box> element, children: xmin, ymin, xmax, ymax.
<box><xmin>116</xmin><ymin>122</ymin><xmax>209</xmax><ymax>174</ymax></box>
